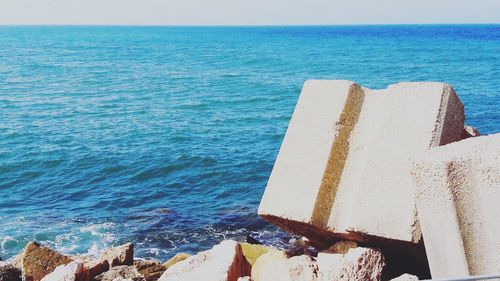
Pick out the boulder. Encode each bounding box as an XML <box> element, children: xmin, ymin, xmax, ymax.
<box><xmin>133</xmin><ymin>260</ymin><xmax>166</xmax><ymax>281</ymax></box>
<box><xmin>40</xmin><ymin>262</ymin><xmax>84</xmax><ymax>281</ymax></box>
<box><xmin>71</xmin><ymin>255</ymin><xmax>110</xmax><ymax>280</ymax></box>
<box><xmin>391</xmin><ymin>274</ymin><xmax>419</xmax><ymax>281</ymax></box>
<box><xmin>316</xmin><ymin>247</ymin><xmax>385</xmax><ymax>281</ymax></box>
<box><xmin>99</xmin><ymin>244</ymin><xmax>134</xmax><ymax>268</ymax></box>
<box><xmin>94</xmin><ymin>265</ymin><xmax>144</xmax><ymax>281</ymax></box>
<box><xmin>158</xmin><ymin>240</ymin><xmax>250</xmax><ymax>281</ymax></box>
<box><xmin>237</xmin><ymin>277</ymin><xmax>252</xmax><ymax>281</ymax></box>
<box><xmin>412</xmin><ymin>133</ymin><xmax>500</xmax><ymax>278</ymax></box>
<box><xmin>0</xmin><ymin>263</ymin><xmax>21</xmax><ymax>281</ymax></box>
<box><xmin>239</xmin><ymin>243</ymin><xmax>270</xmax><ymax>266</ymax></box>
<box><xmin>13</xmin><ymin>241</ymin><xmax>73</xmax><ymax>281</ymax></box>
<box><xmin>462</xmin><ymin>125</ymin><xmax>480</xmax><ymax>138</ymax></box>
<box><xmin>252</xmin><ymin>251</ymin><xmax>318</xmax><ymax>281</ymax></box>
<box><xmin>258</xmin><ymin>80</ymin><xmax>465</xmax><ymax>250</ymax></box>
<box><xmin>162</xmin><ymin>253</ymin><xmax>191</xmax><ymax>270</ymax></box>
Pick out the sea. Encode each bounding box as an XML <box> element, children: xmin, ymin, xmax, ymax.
<box><xmin>0</xmin><ymin>25</ymin><xmax>499</xmax><ymax>261</ymax></box>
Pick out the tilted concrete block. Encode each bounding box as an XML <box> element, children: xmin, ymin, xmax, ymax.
<box><xmin>258</xmin><ymin>80</ymin><xmax>465</xmax><ymax>256</ymax></box>
<box><xmin>412</xmin><ymin>134</ymin><xmax>500</xmax><ymax>278</ymax></box>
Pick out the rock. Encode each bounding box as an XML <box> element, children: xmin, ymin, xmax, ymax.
<box><xmin>71</xmin><ymin>255</ymin><xmax>110</xmax><ymax>280</ymax></box>
<box><xmin>391</xmin><ymin>273</ymin><xmax>419</xmax><ymax>281</ymax></box>
<box><xmin>239</xmin><ymin>243</ymin><xmax>270</xmax><ymax>266</ymax></box>
<box><xmin>13</xmin><ymin>241</ymin><xmax>73</xmax><ymax>281</ymax></box>
<box><xmin>251</xmin><ymin>251</ymin><xmax>318</xmax><ymax>281</ymax></box>
<box><xmin>162</xmin><ymin>253</ymin><xmax>191</xmax><ymax>270</ymax></box>
<box><xmin>237</xmin><ymin>277</ymin><xmax>252</xmax><ymax>281</ymax></box>
<box><xmin>316</xmin><ymin>247</ymin><xmax>385</xmax><ymax>281</ymax></box>
<box><xmin>412</xmin><ymin>133</ymin><xmax>500</xmax><ymax>278</ymax></box>
<box><xmin>133</xmin><ymin>260</ymin><xmax>166</xmax><ymax>281</ymax></box>
<box><xmin>40</xmin><ymin>262</ymin><xmax>85</xmax><ymax>281</ymax></box>
<box><xmin>100</xmin><ymin>244</ymin><xmax>134</xmax><ymax>268</ymax></box>
<box><xmin>94</xmin><ymin>265</ymin><xmax>144</xmax><ymax>281</ymax></box>
<box><xmin>0</xmin><ymin>263</ymin><xmax>21</xmax><ymax>281</ymax></box>
<box><xmin>462</xmin><ymin>125</ymin><xmax>480</xmax><ymax>138</ymax></box>
<box><xmin>323</xmin><ymin>241</ymin><xmax>358</xmax><ymax>254</ymax></box>
<box><xmin>251</xmin><ymin>251</ymin><xmax>286</xmax><ymax>281</ymax></box>
<box><xmin>258</xmin><ymin>81</ymin><xmax>464</xmax><ymax>273</ymax></box>
<box><xmin>158</xmin><ymin>240</ymin><xmax>250</xmax><ymax>281</ymax></box>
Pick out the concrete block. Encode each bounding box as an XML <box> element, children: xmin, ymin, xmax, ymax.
<box><xmin>258</xmin><ymin>80</ymin><xmax>464</xmax><ymax>249</ymax></box>
<box><xmin>412</xmin><ymin>134</ymin><xmax>500</xmax><ymax>278</ymax></box>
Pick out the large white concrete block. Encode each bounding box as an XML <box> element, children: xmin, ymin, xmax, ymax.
<box><xmin>258</xmin><ymin>80</ymin><xmax>465</xmax><ymax>249</ymax></box>
<box><xmin>412</xmin><ymin>134</ymin><xmax>500</xmax><ymax>278</ymax></box>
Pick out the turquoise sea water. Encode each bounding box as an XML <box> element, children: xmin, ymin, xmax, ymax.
<box><xmin>0</xmin><ymin>25</ymin><xmax>499</xmax><ymax>260</ymax></box>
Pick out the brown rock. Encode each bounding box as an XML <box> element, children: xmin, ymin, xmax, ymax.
<box><xmin>133</xmin><ymin>260</ymin><xmax>166</xmax><ymax>281</ymax></box>
<box><xmin>94</xmin><ymin>265</ymin><xmax>144</xmax><ymax>281</ymax></box>
<box><xmin>0</xmin><ymin>263</ymin><xmax>21</xmax><ymax>281</ymax></box>
<box><xmin>158</xmin><ymin>240</ymin><xmax>250</xmax><ymax>281</ymax></box>
<box><xmin>162</xmin><ymin>253</ymin><xmax>190</xmax><ymax>270</ymax></box>
<box><xmin>71</xmin><ymin>255</ymin><xmax>110</xmax><ymax>281</ymax></box>
<box><xmin>99</xmin><ymin>244</ymin><xmax>134</xmax><ymax>268</ymax></box>
<box><xmin>14</xmin><ymin>241</ymin><xmax>73</xmax><ymax>281</ymax></box>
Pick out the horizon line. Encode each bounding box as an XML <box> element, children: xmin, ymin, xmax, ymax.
<box><xmin>0</xmin><ymin>22</ymin><xmax>499</xmax><ymax>27</ymax></box>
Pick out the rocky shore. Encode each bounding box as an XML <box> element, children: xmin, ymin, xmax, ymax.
<box><xmin>2</xmin><ymin>80</ymin><xmax>498</xmax><ymax>281</ymax></box>
<box><xmin>0</xmin><ymin>237</ymin><xmax>416</xmax><ymax>281</ymax></box>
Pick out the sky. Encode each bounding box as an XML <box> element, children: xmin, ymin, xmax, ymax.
<box><xmin>0</xmin><ymin>0</ymin><xmax>499</xmax><ymax>26</ymax></box>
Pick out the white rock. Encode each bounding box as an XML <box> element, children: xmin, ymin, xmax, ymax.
<box><xmin>412</xmin><ymin>133</ymin><xmax>500</xmax><ymax>278</ymax></box>
<box><xmin>390</xmin><ymin>273</ymin><xmax>419</xmax><ymax>281</ymax></box>
<box><xmin>316</xmin><ymin>247</ymin><xmax>385</xmax><ymax>281</ymax></box>
<box><xmin>258</xmin><ymin>80</ymin><xmax>465</xmax><ymax>249</ymax></box>
<box><xmin>158</xmin><ymin>240</ymin><xmax>250</xmax><ymax>281</ymax></box>
<box><xmin>40</xmin><ymin>262</ymin><xmax>84</xmax><ymax>281</ymax></box>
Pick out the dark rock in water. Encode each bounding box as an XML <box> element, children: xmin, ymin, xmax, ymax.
<box><xmin>0</xmin><ymin>264</ymin><xmax>21</xmax><ymax>281</ymax></box>
<box><xmin>285</xmin><ymin>245</ymin><xmax>318</xmax><ymax>258</ymax></box>
<box><xmin>245</xmin><ymin>235</ymin><xmax>262</xmax><ymax>245</ymax></box>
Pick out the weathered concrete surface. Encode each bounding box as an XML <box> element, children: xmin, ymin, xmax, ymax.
<box><xmin>316</xmin><ymin>247</ymin><xmax>385</xmax><ymax>281</ymax></box>
<box><xmin>158</xmin><ymin>240</ymin><xmax>250</xmax><ymax>281</ymax></box>
<box><xmin>40</xmin><ymin>262</ymin><xmax>84</xmax><ymax>281</ymax></box>
<box><xmin>412</xmin><ymin>133</ymin><xmax>500</xmax><ymax>278</ymax></box>
<box><xmin>12</xmin><ymin>241</ymin><xmax>73</xmax><ymax>281</ymax></box>
<box><xmin>259</xmin><ymin>80</ymin><xmax>464</xmax><ymax>248</ymax></box>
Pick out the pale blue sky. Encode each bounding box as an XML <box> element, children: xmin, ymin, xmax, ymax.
<box><xmin>1</xmin><ymin>0</ymin><xmax>499</xmax><ymax>25</ymax></box>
